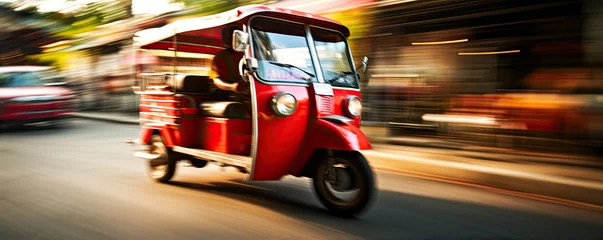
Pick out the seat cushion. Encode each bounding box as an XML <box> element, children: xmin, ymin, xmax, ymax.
<box><xmin>200</xmin><ymin>101</ymin><xmax>247</xmax><ymax>118</ymax></box>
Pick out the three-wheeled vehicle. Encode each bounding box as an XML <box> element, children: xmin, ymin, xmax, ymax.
<box><xmin>127</xmin><ymin>5</ymin><xmax>375</xmax><ymax>217</ymax></box>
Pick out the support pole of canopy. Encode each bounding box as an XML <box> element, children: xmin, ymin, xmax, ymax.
<box><xmin>173</xmin><ymin>33</ymin><xmax>178</xmax><ymax>94</ymax></box>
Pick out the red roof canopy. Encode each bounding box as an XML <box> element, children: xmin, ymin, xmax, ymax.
<box><xmin>134</xmin><ymin>4</ymin><xmax>350</xmax><ymax>54</ymax></box>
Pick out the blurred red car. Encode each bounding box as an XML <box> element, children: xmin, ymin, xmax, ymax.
<box><xmin>0</xmin><ymin>66</ymin><xmax>74</xmax><ymax>128</ymax></box>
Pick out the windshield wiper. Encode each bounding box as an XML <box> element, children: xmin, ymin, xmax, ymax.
<box><xmin>325</xmin><ymin>71</ymin><xmax>355</xmax><ymax>83</ymax></box>
<box><xmin>269</xmin><ymin>62</ymin><xmax>315</xmax><ymax>80</ymax></box>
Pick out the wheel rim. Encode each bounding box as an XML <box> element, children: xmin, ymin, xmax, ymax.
<box><xmin>320</xmin><ymin>158</ymin><xmax>363</xmax><ymax>207</ymax></box>
<box><xmin>148</xmin><ymin>141</ymin><xmax>169</xmax><ymax>178</ymax></box>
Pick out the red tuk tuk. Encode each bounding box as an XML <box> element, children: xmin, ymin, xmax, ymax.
<box><xmin>127</xmin><ymin>5</ymin><xmax>375</xmax><ymax>217</ymax></box>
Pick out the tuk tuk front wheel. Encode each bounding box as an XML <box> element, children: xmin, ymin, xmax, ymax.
<box><xmin>146</xmin><ymin>135</ymin><xmax>177</xmax><ymax>183</ymax></box>
<box><xmin>312</xmin><ymin>151</ymin><xmax>375</xmax><ymax>218</ymax></box>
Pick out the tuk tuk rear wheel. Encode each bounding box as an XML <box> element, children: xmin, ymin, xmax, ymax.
<box><xmin>146</xmin><ymin>135</ymin><xmax>177</xmax><ymax>183</ymax></box>
<box><xmin>312</xmin><ymin>151</ymin><xmax>375</xmax><ymax>218</ymax></box>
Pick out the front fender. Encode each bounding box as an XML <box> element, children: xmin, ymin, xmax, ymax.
<box><xmin>290</xmin><ymin>119</ymin><xmax>371</xmax><ymax>175</ymax></box>
<box><xmin>309</xmin><ymin>119</ymin><xmax>371</xmax><ymax>150</ymax></box>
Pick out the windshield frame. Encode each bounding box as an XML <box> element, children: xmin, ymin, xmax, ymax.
<box><xmin>248</xmin><ymin>15</ymin><xmax>359</xmax><ymax>89</ymax></box>
<box><xmin>310</xmin><ymin>25</ymin><xmax>359</xmax><ymax>89</ymax></box>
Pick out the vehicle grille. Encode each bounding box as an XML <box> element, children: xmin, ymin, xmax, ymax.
<box><xmin>318</xmin><ymin>95</ymin><xmax>333</xmax><ymax>115</ymax></box>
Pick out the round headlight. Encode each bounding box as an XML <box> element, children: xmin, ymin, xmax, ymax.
<box><xmin>345</xmin><ymin>96</ymin><xmax>362</xmax><ymax>117</ymax></box>
<box><xmin>271</xmin><ymin>92</ymin><xmax>297</xmax><ymax>117</ymax></box>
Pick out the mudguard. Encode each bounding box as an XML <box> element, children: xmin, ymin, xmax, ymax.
<box><xmin>139</xmin><ymin>127</ymin><xmax>175</xmax><ymax>147</ymax></box>
<box><xmin>290</xmin><ymin>119</ymin><xmax>371</xmax><ymax>176</ymax></box>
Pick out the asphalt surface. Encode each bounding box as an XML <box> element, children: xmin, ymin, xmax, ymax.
<box><xmin>1</xmin><ymin>120</ymin><xmax>602</xmax><ymax>240</ymax></box>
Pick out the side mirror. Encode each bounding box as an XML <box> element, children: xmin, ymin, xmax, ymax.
<box><xmin>357</xmin><ymin>56</ymin><xmax>369</xmax><ymax>73</ymax></box>
<box><xmin>232</xmin><ymin>30</ymin><xmax>249</xmax><ymax>52</ymax></box>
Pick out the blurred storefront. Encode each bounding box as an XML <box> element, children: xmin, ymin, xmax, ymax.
<box><xmin>18</xmin><ymin>0</ymin><xmax>603</xmax><ymax>152</ymax></box>
<box><xmin>279</xmin><ymin>0</ymin><xmax>603</xmax><ymax>153</ymax></box>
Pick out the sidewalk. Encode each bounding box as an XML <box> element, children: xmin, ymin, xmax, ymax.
<box><xmin>70</xmin><ymin>111</ymin><xmax>603</xmax><ymax>207</ymax></box>
<box><xmin>363</xmin><ymin>144</ymin><xmax>603</xmax><ymax>208</ymax></box>
<box><xmin>368</xmin><ymin>136</ymin><xmax>603</xmax><ymax>168</ymax></box>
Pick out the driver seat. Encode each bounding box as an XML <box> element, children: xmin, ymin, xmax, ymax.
<box><xmin>199</xmin><ymin>101</ymin><xmax>247</xmax><ymax>119</ymax></box>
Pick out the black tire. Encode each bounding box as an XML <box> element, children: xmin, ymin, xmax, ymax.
<box><xmin>312</xmin><ymin>151</ymin><xmax>376</xmax><ymax>218</ymax></box>
<box><xmin>146</xmin><ymin>134</ymin><xmax>177</xmax><ymax>183</ymax></box>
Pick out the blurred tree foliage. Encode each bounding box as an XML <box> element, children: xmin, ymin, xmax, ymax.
<box><xmin>7</xmin><ymin>0</ymin><xmax>131</xmax><ymax>38</ymax></box>
<box><xmin>56</xmin><ymin>0</ymin><xmax>132</xmax><ymax>38</ymax></box>
<box><xmin>169</xmin><ymin>0</ymin><xmax>270</xmax><ymax>17</ymax></box>
<box><xmin>6</xmin><ymin>0</ymin><xmax>132</xmax><ymax>69</ymax></box>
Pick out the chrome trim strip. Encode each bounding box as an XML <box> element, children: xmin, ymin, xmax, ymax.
<box><xmin>139</xmin><ymin>104</ymin><xmax>179</xmax><ymax>111</ymax></box>
<box><xmin>134</xmin><ymin>91</ymin><xmax>175</xmax><ymax>96</ymax></box>
<box><xmin>249</xmin><ymin>61</ymin><xmax>259</xmax><ymax>181</ymax></box>
<box><xmin>140</xmin><ymin>112</ymin><xmax>180</xmax><ymax>118</ymax></box>
<box><xmin>173</xmin><ymin>34</ymin><xmax>178</xmax><ymax>93</ymax></box>
<box><xmin>251</xmin><ymin>80</ymin><xmax>310</xmax><ymax>87</ymax></box>
<box><xmin>321</xmin><ymin>115</ymin><xmax>353</xmax><ymax>124</ymax></box>
<box><xmin>142</xmin><ymin>122</ymin><xmax>166</xmax><ymax>128</ymax></box>
<box><xmin>140</xmin><ymin>99</ymin><xmax>179</xmax><ymax>103</ymax></box>
<box><xmin>139</xmin><ymin>119</ymin><xmax>179</xmax><ymax>126</ymax></box>
<box><xmin>332</xmin><ymin>86</ymin><xmax>361</xmax><ymax>91</ymax></box>
<box><xmin>246</xmin><ymin>19</ymin><xmax>258</xmax><ymax>181</ymax></box>
<box><xmin>173</xmin><ymin>146</ymin><xmax>252</xmax><ymax>170</ymax></box>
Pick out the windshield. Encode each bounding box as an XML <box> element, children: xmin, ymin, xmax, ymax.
<box><xmin>311</xmin><ymin>27</ymin><xmax>358</xmax><ymax>88</ymax></box>
<box><xmin>251</xmin><ymin>17</ymin><xmax>316</xmax><ymax>83</ymax></box>
<box><xmin>250</xmin><ymin>17</ymin><xmax>359</xmax><ymax>88</ymax></box>
<box><xmin>0</xmin><ymin>72</ymin><xmax>44</xmax><ymax>87</ymax></box>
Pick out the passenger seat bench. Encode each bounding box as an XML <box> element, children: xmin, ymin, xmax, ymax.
<box><xmin>168</xmin><ymin>75</ymin><xmax>247</xmax><ymax>118</ymax></box>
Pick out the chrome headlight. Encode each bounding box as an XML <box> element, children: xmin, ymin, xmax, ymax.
<box><xmin>344</xmin><ymin>96</ymin><xmax>362</xmax><ymax>117</ymax></box>
<box><xmin>271</xmin><ymin>92</ymin><xmax>297</xmax><ymax>117</ymax></box>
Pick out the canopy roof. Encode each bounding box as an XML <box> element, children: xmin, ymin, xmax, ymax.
<box><xmin>133</xmin><ymin>4</ymin><xmax>349</xmax><ymax>54</ymax></box>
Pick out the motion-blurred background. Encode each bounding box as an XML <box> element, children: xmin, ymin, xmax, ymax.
<box><xmin>2</xmin><ymin>0</ymin><xmax>603</xmax><ymax>155</ymax></box>
<box><xmin>2</xmin><ymin>1</ymin><xmax>603</xmax><ymax>238</ymax></box>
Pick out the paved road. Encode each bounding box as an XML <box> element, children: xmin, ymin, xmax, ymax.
<box><xmin>1</xmin><ymin>120</ymin><xmax>602</xmax><ymax>239</ymax></box>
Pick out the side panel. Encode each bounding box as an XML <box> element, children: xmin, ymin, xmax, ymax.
<box><xmin>251</xmin><ymin>83</ymin><xmax>310</xmax><ymax>181</ymax></box>
<box><xmin>138</xmin><ymin>95</ymin><xmax>180</xmax><ymax>147</ymax></box>
<box><xmin>177</xmin><ymin>107</ymin><xmax>201</xmax><ymax>147</ymax></box>
<box><xmin>289</xmin><ymin>119</ymin><xmax>371</xmax><ymax>176</ymax></box>
<box><xmin>199</xmin><ymin>117</ymin><xmax>252</xmax><ymax>156</ymax></box>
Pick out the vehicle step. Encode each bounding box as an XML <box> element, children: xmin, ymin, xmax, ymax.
<box><xmin>172</xmin><ymin>146</ymin><xmax>252</xmax><ymax>170</ymax></box>
<box><xmin>133</xmin><ymin>151</ymin><xmax>161</xmax><ymax>160</ymax></box>
<box><xmin>125</xmin><ymin>139</ymin><xmax>145</xmax><ymax>145</ymax></box>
